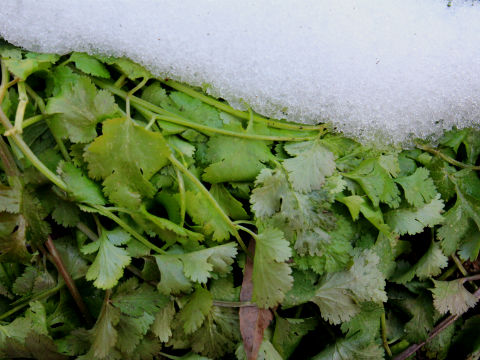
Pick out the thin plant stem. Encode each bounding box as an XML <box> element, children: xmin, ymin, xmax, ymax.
<box><xmin>0</xmin><ymin>60</ymin><xmax>10</xmax><ymax>105</ymax></box>
<box><xmin>86</xmin><ymin>204</ymin><xmax>167</xmax><ymax>254</ymax></box>
<box><xmin>175</xmin><ymin>167</ymin><xmax>186</xmax><ymax>227</ymax></box>
<box><xmin>126</xmin><ymin>77</ymin><xmax>148</xmax><ymax>118</ymax></box>
<box><xmin>0</xmin><ymin>106</ymin><xmax>68</xmax><ymax>191</ymax></box>
<box><xmin>161</xmin><ymin>78</ymin><xmax>326</xmax><ymax>131</ymax></box>
<box><xmin>0</xmin><ymin>135</ymin><xmax>19</xmax><ymax>178</ymax></box>
<box><xmin>416</xmin><ymin>142</ymin><xmax>480</xmax><ymax>170</ymax></box>
<box><xmin>394</xmin><ymin>287</ymin><xmax>480</xmax><ymax>360</ymax></box>
<box><xmin>168</xmin><ymin>154</ymin><xmax>247</xmax><ymax>252</ymax></box>
<box><xmin>21</xmin><ymin>114</ymin><xmax>49</xmax><ymax>129</ymax></box>
<box><xmin>24</xmin><ymin>84</ymin><xmax>71</xmax><ymax>161</ymax></box>
<box><xmin>45</xmin><ymin>236</ymin><xmax>93</xmax><ymax>326</ymax></box>
<box><xmin>381</xmin><ymin>312</ymin><xmax>393</xmax><ymax>357</ymax></box>
<box><xmin>94</xmin><ymin>79</ymin><xmax>318</xmax><ymax>142</ymax></box>
<box><xmin>0</xmin><ymin>284</ymin><xmax>64</xmax><ymax>321</ymax></box>
<box><xmin>4</xmin><ymin>81</ymin><xmax>28</xmax><ymax>136</ymax></box>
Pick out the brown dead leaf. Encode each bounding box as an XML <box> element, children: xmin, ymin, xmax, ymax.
<box><xmin>239</xmin><ymin>239</ymin><xmax>273</xmax><ymax>360</ymax></box>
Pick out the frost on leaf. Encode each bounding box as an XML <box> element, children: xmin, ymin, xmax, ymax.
<box><xmin>431</xmin><ymin>280</ymin><xmax>478</xmax><ymax>316</ymax></box>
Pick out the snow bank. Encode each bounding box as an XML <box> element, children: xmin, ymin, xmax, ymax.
<box><xmin>1</xmin><ymin>0</ymin><xmax>480</xmax><ymax>143</ymax></box>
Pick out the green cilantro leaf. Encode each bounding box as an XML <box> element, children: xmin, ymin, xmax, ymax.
<box><xmin>69</xmin><ymin>52</ymin><xmax>110</xmax><ymax>78</ymax></box>
<box><xmin>152</xmin><ymin>301</ymin><xmax>176</xmax><ymax>342</ymax></box>
<box><xmin>185</xmin><ymin>190</ymin><xmax>235</xmax><ymax>241</ymax></box>
<box><xmin>272</xmin><ymin>316</ymin><xmax>317</xmax><ymax>359</ymax></box>
<box><xmin>344</xmin><ymin>158</ymin><xmax>401</xmax><ymax>208</ymax></box>
<box><xmin>155</xmin><ymin>243</ymin><xmax>237</xmax><ymax>294</ymax></box>
<box><xmin>385</xmin><ymin>196</ymin><xmax>444</xmax><ymax>235</ymax></box>
<box><xmin>58</xmin><ymin>162</ymin><xmax>106</xmax><ymax>205</ymax></box>
<box><xmin>81</xmin><ymin>228</ymin><xmax>131</xmax><ymax>289</ymax></box>
<box><xmin>395</xmin><ymin>167</ymin><xmax>438</xmax><ymax>207</ymax></box>
<box><xmin>0</xmin><ymin>183</ymin><xmax>21</xmax><ymax>213</ymax></box>
<box><xmin>431</xmin><ymin>280</ymin><xmax>478</xmax><ymax>316</ymax></box>
<box><xmin>252</xmin><ymin>228</ymin><xmax>293</xmax><ymax>308</ymax></box>
<box><xmin>283</xmin><ymin>139</ymin><xmax>336</xmax><ymax>193</ymax></box>
<box><xmin>112</xmin><ymin>278</ymin><xmax>166</xmax><ymax>317</ymax></box>
<box><xmin>178</xmin><ymin>287</ymin><xmax>213</xmax><ymax>334</ymax></box>
<box><xmin>202</xmin><ymin>136</ymin><xmax>273</xmax><ymax>183</ymax></box>
<box><xmin>312</xmin><ymin>250</ymin><xmax>387</xmax><ymax>324</ymax></box>
<box><xmin>312</xmin><ymin>333</ymin><xmax>384</xmax><ymax>360</ymax></box>
<box><xmin>46</xmin><ymin>76</ymin><xmax>118</xmax><ymax>143</ymax></box>
<box><xmin>85</xmin><ymin>117</ymin><xmax>171</xmax><ymax>208</ymax></box>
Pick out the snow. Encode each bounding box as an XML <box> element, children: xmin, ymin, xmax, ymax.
<box><xmin>1</xmin><ymin>0</ymin><xmax>480</xmax><ymax>144</ymax></box>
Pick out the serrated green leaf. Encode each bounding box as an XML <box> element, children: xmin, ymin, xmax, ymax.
<box><xmin>82</xmin><ymin>228</ymin><xmax>131</xmax><ymax>289</ymax></box>
<box><xmin>283</xmin><ymin>139</ymin><xmax>336</xmax><ymax>193</ymax></box>
<box><xmin>155</xmin><ymin>254</ymin><xmax>192</xmax><ymax>295</ymax></box>
<box><xmin>46</xmin><ymin>76</ymin><xmax>118</xmax><ymax>143</ymax></box>
<box><xmin>85</xmin><ymin>117</ymin><xmax>171</xmax><ymax>208</ymax></box>
<box><xmin>0</xmin><ymin>184</ymin><xmax>21</xmax><ymax>213</ymax></box>
<box><xmin>431</xmin><ymin>280</ymin><xmax>478</xmax><ymax>316</ymax></box>
<box><xmin>4</xmin><ymin>55</ymin><xmax>58</xmax><ymax>80</ymax></box>
<box><xmin>185</xmin><ymin>190</ymin><xmax>234</xmax><ymax>241</ymax></box>
<box><xmin>69</xmin><ymin>52</ymin><xmax>110</xmax><ymax>78</ymax></box>
<box><xmin>116</xmin><ymin>312</ymin><xmax>154</xmax><ymax>354</ymax></box>
<box><xmin>312</xmin><ymin>250</ymin><xmax>386</xmax><ymax>324</ymax></box>
<box><xmin>89</xmin><ymin>302</ymin><xmax>121</xmax><ymax>359</ymax></box>
<box><xmin>178</xmin><ymin>287</ymin><xmax>213</xmax><ymax>334</ymax></box>
<box><xmin>252</xmin><ymin>228</ymin><xmax>293</xmax><ymax>308</ymax></box>
<box><xmin>202</xmin><ymin>136</ymin><xmax>273</xmax><ymax>183</ymax></box>
<box><xmin>210</xmin><ymin>184</ymin><xmax>248</xmax><ymax>220</ymax></box>
<box><xmin>112</xmin><ymin>278</ymin><xmax>166</xmax><ymax>317</ymax></box>
<box><xmin>272</xmin><ymin>316</ymin><xmax>317</xmax><ymax>359</ymax></box>
<box><xmin>152</xmin><ymin>301</ymin><xmax>176</xmax><ymax>342</ymax></box>
<box><xmin>344</xmin><ymin>158</ymin><xmax>400</xmax><ymax>208</ymax></box>
<box><xmin>386</xmin><ymin>196</ymin><xmax>444</xmax><ymax>235</ymax></box>
<box><xmin>395</xmin><ymin>167</ymin><xmax>437</xmax><ymax>207</ymax></box>
<box><xmin>312</xmin><ymin>333</ymin><xmax>384</xmax><ymax>360</ymax></box>
<box><xmin>58</xmin><ymin>162</ymin><xmax>106</xmax><ymax>205</ymax></box>
<box><xmin>190</xmin><ymin>306</ymin><xmax>240</xmax><ymax>358</ymax></box>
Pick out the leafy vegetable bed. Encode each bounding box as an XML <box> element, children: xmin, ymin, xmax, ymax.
<box><xmin>0</xmin><ymin>43</ymin><xmax>479</xmax><ymax>360</ymax></box>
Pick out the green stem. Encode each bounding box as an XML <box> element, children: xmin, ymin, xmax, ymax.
<box><xmin>0</xmin><ymin>60</ymin><xmax>10</xmax><ymax>105</ymax></box>
<box><xmin>175</xmin><ymin>167</ymin><xmax>186</xmax><ymax>227</ymax></box>
<box><xmin>381</xmin><ymin>313</ymin><xmax>393</xmax><ymax>357</ymax></box>
<box><xmin>416</xmin><ymin>142</ymin><xmax>480</xmax><ymax>170</ymax></box>
<box><xmin>4</xmin><ymin>81</ymin><xmax>28</xmax><ymax>136</ymax></box>
<box><xmin>94</xmin><ymin>79</ymin><xmax>317</xmax><ymax>142</ymax></box>
<box><xmin>158</xmin><ymin>351</ymin><xmax>180</xmax><ymax>360</ymax></box>
<box><xmin>438</xmin><ymin>265</ymin><xmax>457</xmax><ymax>281</ymax></box>
<box><xmin>168</xmin><ymin>154</ymin><xmax>247</xmax><ymax>252</ymax></box>
<box><xmin>25</xmin><ymin>84</ymin><xmax>71</xmax><ymax>161</ymax></box>
<box><xmin>452</xmin><ymin>254</ymin><xmax>468</xmax><ymax>277</ymax></box>
<box><xmin>0</xmin><ymin>107</ymin><xmax>67</xmax><ymax>191</ymax></box>
<box><xmin>126</xmin><ymin>77</ymin><xmax>148</xmax><ymax>119</ymax></box>
<box><xmin>161</xmin><ymin>78</ymin><xmax>326</xmax><ymax>131</ymax></box>
<box><xmin>0</xmin><ymin>284</ymin><xmax>64</xmax><ymax>321</ymax></box>
<box><xmin>236</xmin><ymin>224</ymin><xmax>258</xmax><ymax>240</ymax></box>
<box><xmin>212</xmin><ymin>300</ymin><xmax>255</xmax><ymax>308</ymax></box>
<box><xmin>87</xmin><ymin>204</ymin><xmax>166</xmax><ymax>254</ymax></box>
<box><xmin>114</xmin><ymin>74</ymin><xmax>127</xmax><ymax>88</ymax></box>
<box><xmin>0</xmin><ymin>135</ymin><xmax>19</xmax><ymax>178</ymax></box>
<box><xmin>21</xmin><ymin>114</ymin><xmax>49</xmax><ymax>129</ymax></box>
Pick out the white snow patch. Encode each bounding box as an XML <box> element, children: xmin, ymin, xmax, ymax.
<box><xmin>1</xmin><ymin>0</ymin><xmax>480</xmax><ymax>144</ymax></box>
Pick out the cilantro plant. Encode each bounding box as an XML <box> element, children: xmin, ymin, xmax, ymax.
<box><xmin>0</xmin><ymin>41</ymin><xmax>480</xmax><ymax>360</ymax></box>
